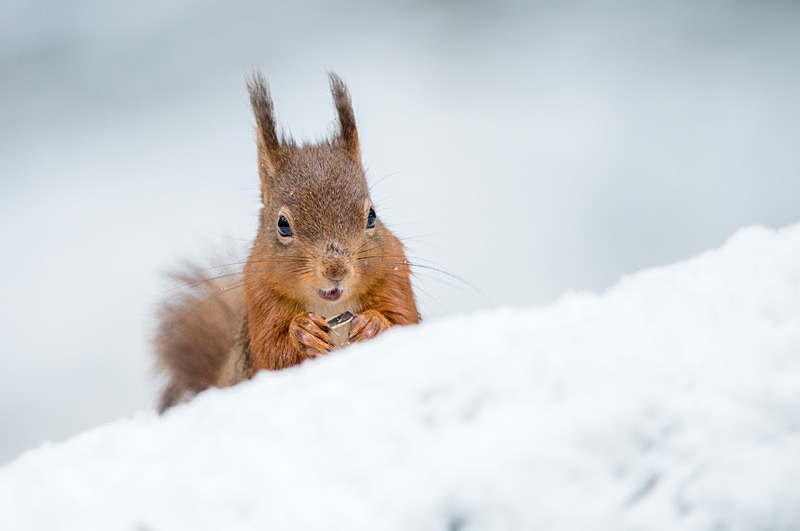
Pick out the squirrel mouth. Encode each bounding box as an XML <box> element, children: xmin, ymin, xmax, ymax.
<box><xmin>318</xmin><ymin>287</ymin><xmax>343</xmax><ymax>302</ymax></box>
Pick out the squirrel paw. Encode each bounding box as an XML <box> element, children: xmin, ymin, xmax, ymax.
<box><xmin>348</xmin><ymin>309</ymin><xmax>391</xmax><ymax>344</ymax></box>
<box><xmin>291</xmin><ymin>312</ymin><xmax>334</xmax><ymax>358</ymax></box>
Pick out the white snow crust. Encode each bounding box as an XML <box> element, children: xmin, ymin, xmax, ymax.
<box><xmin>1</xmin><ymin>223</ymin><xmax>799</xmax><ymax>530</ymax></box>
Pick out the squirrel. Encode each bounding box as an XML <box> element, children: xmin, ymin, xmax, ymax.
<box><xmin>153</xmin><ymin>71</ymin><xmax>419</xmax><ymax>412</ymax></box>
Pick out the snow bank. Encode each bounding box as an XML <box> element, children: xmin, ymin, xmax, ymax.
<box><xmin>2</xmin><ymin>224</ymin><xmax>800</xmax><ymax>530</ymax></box>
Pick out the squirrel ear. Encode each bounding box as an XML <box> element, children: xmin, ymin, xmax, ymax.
<box><xmin>247</xmin><ymin>71</ymin><xmax>281</xmax><ymax>179</ymax></box>
<box><xmin>329</xmin><ymin>72</ymin><xmax>361</xmax><ymax>162</ymax></box>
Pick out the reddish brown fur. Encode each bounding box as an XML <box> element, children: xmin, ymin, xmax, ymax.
<box><xmin>153</xmin><ymin>71</ymin><xmax>419</xmax><ymax>410</ymax></box>
<box><xmin>153</xmin><ymin>267</ymin><xmax>244</xmax><ymax>412</ymax></box>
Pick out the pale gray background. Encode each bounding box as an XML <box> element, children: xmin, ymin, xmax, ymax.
<box><xmin>1</xmin><ymin>0</ymin><xmax>798</xmax><ymax>463</ymax></box>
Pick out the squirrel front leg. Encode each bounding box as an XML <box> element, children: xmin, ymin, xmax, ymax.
<box><xmin>290</xmin><ymin>312</ymin><xmax>334</xmax><ymax>357</ymax></box>
<box><xmin>348</xmin><ymin>309</ymin><xmax>392</xmax><ymax>344</ymax></box>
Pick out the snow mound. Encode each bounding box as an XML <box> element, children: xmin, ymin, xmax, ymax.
<box><xmin>2</xmin><ymin>224</ymin><xmax>800</xmax><ymax>530</ymax></box>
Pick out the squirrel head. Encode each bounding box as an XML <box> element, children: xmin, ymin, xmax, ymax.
<box><xmin>245</xmin><ymin>71</ymin><xmax>387</xmax><ymax>309</ymax></box>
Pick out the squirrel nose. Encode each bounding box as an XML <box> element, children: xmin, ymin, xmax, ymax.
<box><xmin>323</xmin><ymin>262</ymin><xmax>348</xmax><ymax>282</ymax></box>
<box><xmin>322</xmin><ymin>242</ymin><xmax>349</xmax><ymax>282</ymax></box>
<box><xmin>321</xmin><ymin>254</ymin><xmax>350</xmax><ymax>282</ymax></box>
<box><xmin>325</xmin><ymin>272</ymin><xmax>346</xmax><ymax>282</ymax></box>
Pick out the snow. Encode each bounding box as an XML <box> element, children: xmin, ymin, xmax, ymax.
<box><xmin>2</xmin><ymin>223</ymin><xmax>800</xmax><ymax>530</ymax></box>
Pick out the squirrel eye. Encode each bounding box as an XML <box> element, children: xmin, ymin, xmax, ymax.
<box><xmin>366</xmin><ymin>207</ymin><xmax>377</xmax><ymax>229</ymax></box>
<box><xmin>277</xmin><ymin>215</ymin><xmax>294</xmax><ymax>237</ymax></box>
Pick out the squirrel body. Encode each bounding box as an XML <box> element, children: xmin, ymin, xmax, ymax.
<box><xmin>154</xmin><ymin>72</ymin><xmax>419</xmax><ymax>411</ymax></box>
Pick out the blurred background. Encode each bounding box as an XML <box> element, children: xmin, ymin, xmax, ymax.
<box><xmin>1</xmin><ymin>0</ymin><xmax>799</xmax><ymax>464</ymax></box>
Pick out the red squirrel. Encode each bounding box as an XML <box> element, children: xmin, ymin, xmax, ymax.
<box><xmin>153</xmin><ymin>72</ymin><xmax>419</xmax><ymax>411</ymax></box>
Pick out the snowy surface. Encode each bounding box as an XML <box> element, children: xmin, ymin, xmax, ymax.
<box><xmin>1</xmin><ymin>222</ymin><xmax>799</xmax><ymax>530</ymax></box>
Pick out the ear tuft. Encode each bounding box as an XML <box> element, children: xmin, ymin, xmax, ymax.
<box><xmin>247</xmin><ymin>70</ymin><xmax>281</xmax><ymax>177</ymax></box>
<box><xmin>328</xmin><ymin>72</ymin><xmax>361</xmax><ymax>161</ymax></box>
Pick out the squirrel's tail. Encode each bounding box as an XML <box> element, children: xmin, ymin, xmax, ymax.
<box><xmin>153</xmin><ymin>265</ymin><xmax>244</xmax><ymax>413</ymax></box>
